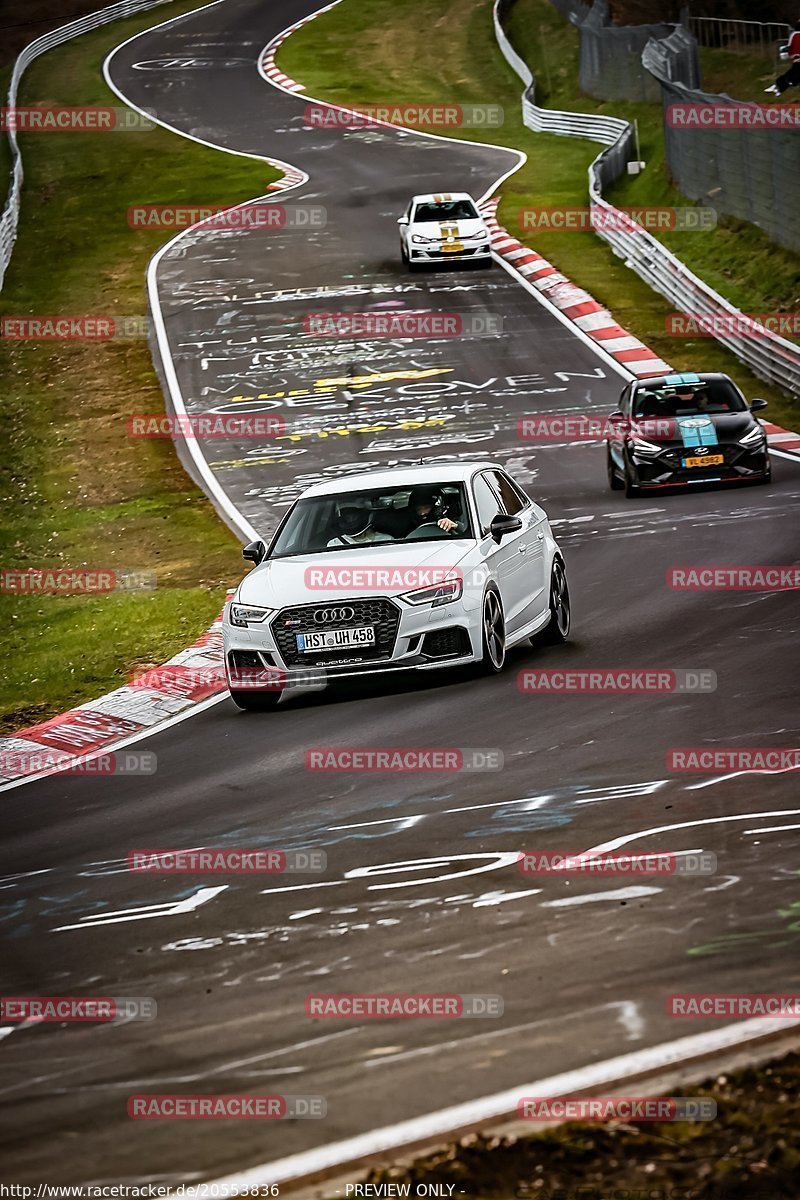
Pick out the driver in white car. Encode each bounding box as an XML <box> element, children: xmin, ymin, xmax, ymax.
<box><xmin>393</xmin><ymin>486</ymin><xmax>464</xmax><ymax>536</ymax></box>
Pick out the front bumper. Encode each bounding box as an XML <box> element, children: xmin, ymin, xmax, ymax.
<box><xmin>409</xmin><ymin>243</ymin><xmax>492</xmax><ymax>264</ymax></box>
<box><xmin>223</xmin><ymin>595</ymin><xmax>481</xmax><ymax>692</ymax></box>
<box><xmin>628</xmin><ymin>443</ymin><xmax>770</xmax><ymax>487</ymax></box>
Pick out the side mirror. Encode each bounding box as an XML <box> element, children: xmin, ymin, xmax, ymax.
<box><xmin>489</xmin><ymin>513</ymin><xmax>523</xmax><ymax>543</ymax></box>
<box><xmin>397</xmin><ymin>215</ymin><xmax>409</xmax><ymax>225</ymax></box>
<box><xmin>607</xmin><ymin>410</ymin><xmax>626</xmax><ymax>425</ymax></box>
<box><xmin>750</xmin><ymin>398</ymin><xmax>768</xmax><ymax>411</ymax></box>
<box><xmin>242</xmin><ymin>540</ymin><xmax>267</xmax><ymax>565</ymax></box>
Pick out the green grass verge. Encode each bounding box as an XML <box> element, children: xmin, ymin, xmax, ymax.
<box><xmin>698</xmin><ymin>44</ymin><xmax>785</xmax><ymax>104</ymax></box>
<box><xmin>0</xmin><ymin>0</ymin><xmax>280</xmax><ymax>733</ymax></box>
<box><xmin>277</xmin><ymin>0</ymin><xmax>800</xmax><ymax>432</ymax></box>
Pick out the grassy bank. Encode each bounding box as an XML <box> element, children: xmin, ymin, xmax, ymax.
<box><xmin>349</xmin><ymin>1051</ymin><xmax>800</xmax><ymax>1198</ymax></box>
<box><xmin>698</xmin><ymin>45</ymin><xmax>785</xmax><ymax>103</ymax></box>
<box><xmin>506</xmin><ymin>0</ymin><xmax>800</xmax><ymax>327</ymax></box>
<box><xmin>277</xmin><ymin>0</ymin><xmax>799</xmax><ymax>431</ymax></box>
<box><xmin>0</xmin><ymin>0</ymin><xmax>279</xmax><ymax>732</ymax></box>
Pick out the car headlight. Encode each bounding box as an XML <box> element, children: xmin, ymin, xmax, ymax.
<box><xmin>739</xmin><ymin>425</ymin><xmax>767</xmax><ymax>447</ymax></box>
<box><xmin>411</xmin><ymin>234</ymin><xmax>437</xmax><ymax>244</ymax></box>
<box><xmin>466</xmin><ymin>231</ymin><xmax>489</xmax><ymax>241</ymax></box>
<box><xmin>228</xmin><ymin>603</ymin><xmax>273</xmax><ymax>628</ymax></box>
<box><xmin>630</xmin><ymin>437</ymin><xmax>663</xmax><ymax>457</ymax></box>
<box><xmin>401</xmin><ymin>578</ymin><xmax>463</xmax><ymax>607</ymax></box>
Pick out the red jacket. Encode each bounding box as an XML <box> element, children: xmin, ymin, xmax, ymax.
<box><xmin>788</xmin><ymin>30</ymin><xmax>800</xmax><ymax>57</ymax></box>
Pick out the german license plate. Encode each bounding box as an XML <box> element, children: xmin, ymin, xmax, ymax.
<box><xmin>296</xmin><ymin>626</ymin><xmax>375</xmax><ymax>653</ymax></box>
<box><xmin>440</xmin><ymin>242</ymin><xmax>464</xmax><ymax>253</ymax></box>
<box><xmin>683</xmin><ymin>454</ymin><xmax>724</xmax><ymax>467</ymax></box>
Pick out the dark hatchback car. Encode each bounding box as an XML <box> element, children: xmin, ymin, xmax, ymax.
<box><xmin>606</xmin><ymin>372</ymin><xmax>771</xmax><ymax>497</ymax></box>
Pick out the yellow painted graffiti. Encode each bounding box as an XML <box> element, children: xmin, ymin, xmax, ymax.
<box><xmin>212</xmin><ymin>455</ymin><xmax>298</xmax><ymax>469</ymax></box>
<box><xmin>314</xmin><ymin>368</ymin><xmax>453</xmax><ymax>389</ymax></box>
<box><xmin>277</xmin><ymin>415</ymin><xmax>452</xmax><ymax>444</ymax></box>
<box><xmin>223</xmin><ymin>367</ymin><xmax>453</xmax><ymax>405</ymax></box>
<box><xmin>210</xmin><ymin>414</ymin><xmax>454</xmax><ymax>467</ymax></box>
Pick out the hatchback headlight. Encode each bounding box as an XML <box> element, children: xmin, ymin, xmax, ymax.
<box><xmin>411</xmin><ymin>234</ymin><xmax>437</xmax><ymax>244</ymax></box>
<box><xmin>228</xmin><ymin>604</ymin><xmax>273</xmax><ymax>627</ymax></box>
<box><xmin>401</xmin><ymin>578</ymin><xmax>463</xmax><ymax>607</ymax></box>
<box><xmin>739</xmin><ymin>425</ymin><xmax>766</xmax><ymax>447</ymax></box>
<box><xmin>631</xmin><ymin>437</ymin><xmax>663</xmax><ymax>457</ymax></box>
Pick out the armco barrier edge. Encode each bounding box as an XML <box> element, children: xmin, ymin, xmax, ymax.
<box><xmin>0</xmin><ymin>0</ymin><xmax>175</xmax><ymax>289</ymax></box>
<box><xmin>493</xmin><ymin>0</ymin><xmax>800</xmax><ymax>399</ymax></box>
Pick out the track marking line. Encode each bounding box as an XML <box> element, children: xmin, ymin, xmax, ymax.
<box><xmin>540</xmin><ymin>885</ymin><xmax>661</xmax><ymax>907</ymax></box>
<box><xmin>205</xmin><ymin>1016</ymin><xmax>800</xmax><ymax>1186</ymax></box>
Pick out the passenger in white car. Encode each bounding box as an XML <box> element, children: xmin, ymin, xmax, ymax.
<box><xmin>327</xmin><ymin>506</ymin><xmax>391</xmax><ymax>547</ymax></box>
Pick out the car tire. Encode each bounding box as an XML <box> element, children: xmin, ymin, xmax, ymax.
<box><xmin>535</xmin><ymin>558</ymin><xmax>571</xmax><ymax>645</ymax></box>
<box><xmin>624</xmin><ymin>455</ymin><xmax>640</xmax><ymax>498</ymax></box>
<box><xmin>229</xmin><ymin>690</ymin><xmax>282</xmax><ymax>712</ymax></box>
<box><xmin>479</xmin><ymin>587</ymin><xmax>506</xmax><ymax>674</ymax></box>
<box><xmin>753</xmin><ymin>465</ymin><xmax>772</xmax><ymax>485</ymax></box>
<box><xmin>607</xmin><ymin>446</ymin><xmax>624</xmax><ymax>490</ymax></box>
<box><xmin>480</xmin><ymin>256</ymin><xmax>493</xmax><ymax>269</ymax></box>
<box><xmin>400</xmin><ymin>241</ymin><xmax>409</xmax><ymax>265</ymax></box>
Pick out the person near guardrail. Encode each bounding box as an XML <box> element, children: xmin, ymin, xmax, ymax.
<box><xmin>765</xmin><ymin>21</ymin><xmax>800</xmax><ymax>94</ymax></box>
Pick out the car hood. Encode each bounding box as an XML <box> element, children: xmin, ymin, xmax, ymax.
<box><xmin>634</xmin><ymin>412</ymin><xmax>759</xmax><ymax>447</ymax></box>
<box><xmin>411</xmin><ymin>218</ymin><xmax>486</xmax><ymax>239</ymax></box>
<box><xmin>237</xmin><ymin>539</ymin><xmax>476</xmax><ymax>608</ymax></box>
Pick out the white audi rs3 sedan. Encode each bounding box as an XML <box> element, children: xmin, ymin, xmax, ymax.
<box><xmin>398</xmin><ymin>192</ymin><xmax>492</xmax><ymax>269</ymax></box>
<box><xmin>223</xmin><ymin>462</ymin><xmax>569</xmax><ymax>710</ymax></box>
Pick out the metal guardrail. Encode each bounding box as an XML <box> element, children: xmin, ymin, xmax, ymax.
<box><xmin>689</xmin><ymin>16</ymin><xmax>790</xmax><ymax>55</ymax></box>
<box><xmin>493</xmin><ymin>0</ymin><xmax>800</xmax><ymax>399</ymax></box>
<box><xmin>644</xmin><ymin>30</ymin><xmax>800</xmax><ymax>258</ymax></box>
<box><xmin>548</xmin><ymin>0</ymin><xmax>590</xmax><ymax>25</ymax></box>
<box><xmin>1</xmin><ymin>0</ymin><xmax>172</xmax><ymax>289</ymax></box>
<box><xmin>579</xmin><ymin>0</ymin><xmax>680</xmax><ymax>103</ymax></box>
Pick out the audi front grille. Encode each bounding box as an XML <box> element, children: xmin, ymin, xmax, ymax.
<box><xmin>271</xmin><ymin>599</ymin><xmax>401</xmax><ymax>667</ymax></box>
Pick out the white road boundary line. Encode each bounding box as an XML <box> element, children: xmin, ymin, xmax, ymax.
<box><xmin>103</xmin><ymin>0</ymin><xmax>312</xmax><ymax>543</ymax></box>
<box><xmin>0</xmin><ymin>693</ymin><xmax>228</xmax><ymax>795</ymax></box>
<box><xmin>207</xmin><ymin>1017</ymin><xmax>800</xmax><ymax>1186</ymax></box>
<box><xmin>254</xmin><ymin>1</ymin><xmax>526</xmax><ymax>208</ymax></box>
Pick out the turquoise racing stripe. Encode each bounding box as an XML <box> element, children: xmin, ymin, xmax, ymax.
<box><xmin>675</xmin><ymin>416</ymin><xmax>718</xmax><ymax>449</ymax></box>
<box><xmin>664</xmin><ymin>372</ymin><xmax>702</xmax><ymax>385</ymax></box>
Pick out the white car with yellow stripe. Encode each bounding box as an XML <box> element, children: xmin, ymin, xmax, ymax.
<box><xmin>398</xmin><ymin>192</ymin><xmax>492</xmax><ymax>269</ymax></box>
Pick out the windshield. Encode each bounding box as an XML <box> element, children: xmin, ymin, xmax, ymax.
<box><xmin>269</xmin><ymin>482</ymin><xmax>474</xmax><ymax>558</ymax></box>
<box><xmin>414</xmin><ymin>200</ymin><xmax>478</xmax><ymax>223</ymax></box>
<box><xmin>633</xmin><ymin>380</ymin><xmax>747</xmax><ymax>418</ymax></box>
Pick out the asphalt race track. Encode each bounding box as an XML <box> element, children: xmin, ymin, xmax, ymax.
<box><xmin>2</xmin><ymin>0</ymin><xmax>799</xmax><ymax>1184</ymax></box>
